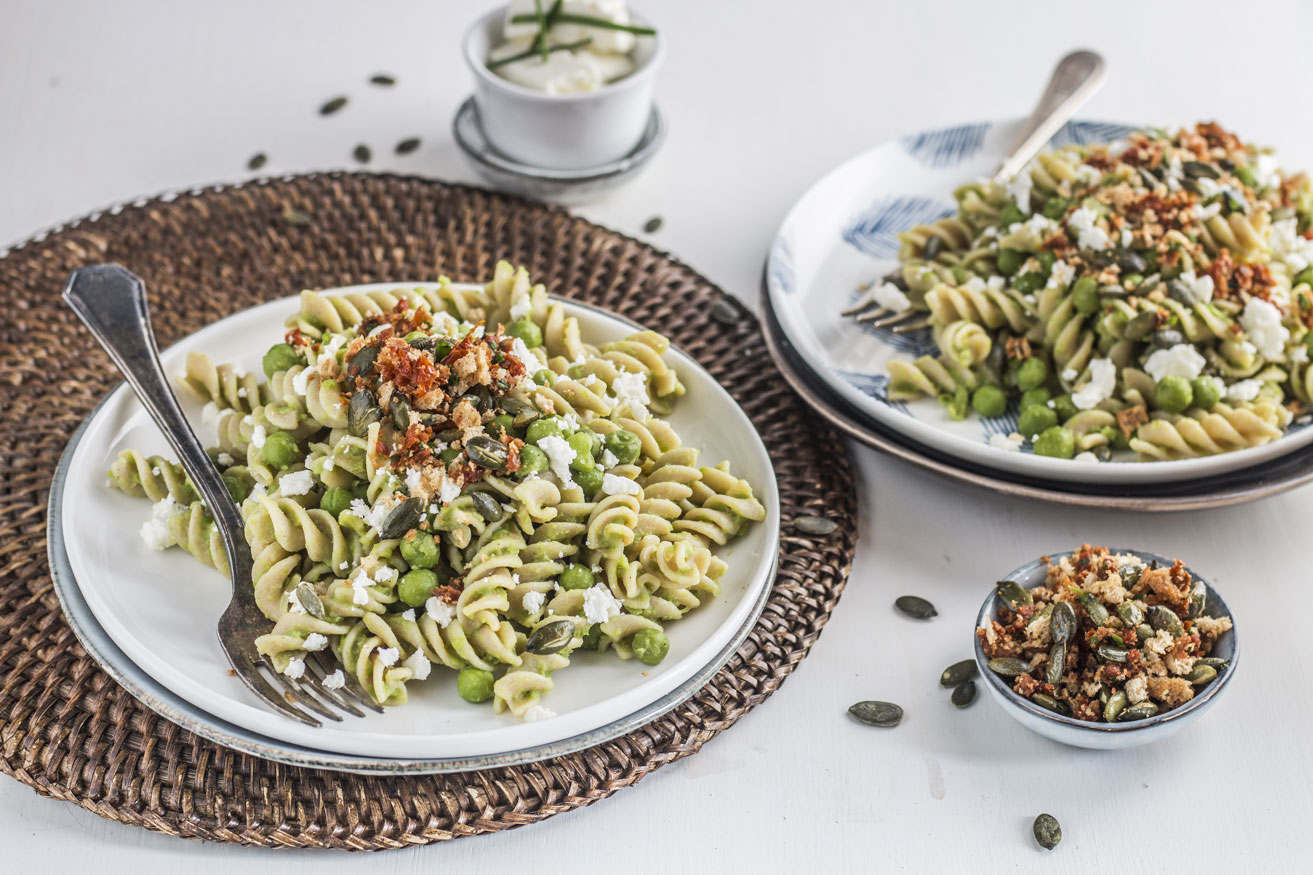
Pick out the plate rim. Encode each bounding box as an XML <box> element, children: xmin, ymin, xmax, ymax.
<box><xmin>50</xmin><ymin>291</ymin><xmax>780</xmax><ymax>772</ymax></box>
<box><xmin>764</xmin><ymin>115</ymin><xmax>1313</xmax><ymax>485</ymax></box>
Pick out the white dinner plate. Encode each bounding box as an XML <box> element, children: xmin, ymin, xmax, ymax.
<box><xmin>59</xmin><ymin>284</ymin><xmax>780</xmax><ymax>761</ymax></box>
<box><xmin>766</xmin><ymin>117</ymin><xmax>1313</xmax><ymax>485</ymax></box>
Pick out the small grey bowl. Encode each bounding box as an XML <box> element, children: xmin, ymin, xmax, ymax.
<box><xmin>973</xmin><ymin>549</ymin><xmax>1238</xmax><ymax>750</ymax></box>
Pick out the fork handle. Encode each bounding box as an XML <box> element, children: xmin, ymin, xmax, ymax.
<box><xmin>996</xmin><ymin>49</ymin><xmax>1107</xmax><ymax>179</ymax></box>
<box><xmin>62</xmin><ymin>264</ymin><xmax>253</xmax><ymax>583</ymax></box>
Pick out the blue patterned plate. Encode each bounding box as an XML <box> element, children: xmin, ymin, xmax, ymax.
<box><xmin>766</xmin><ymin>118</ymin><xmax>1313</xmax><ymax>485</ymax></box>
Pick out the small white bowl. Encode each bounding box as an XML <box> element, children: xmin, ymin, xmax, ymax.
<box><xmin>462</xmin><ymin>5</ymin><xmax>663</xmax><ymax>171</ymax></box>
<box><xmin>973</xmin><ymin>549</ymin><xmax>1238</xmax><ymax>750</ymax></box>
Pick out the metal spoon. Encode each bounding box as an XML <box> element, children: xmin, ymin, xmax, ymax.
<box><xmin>996</xmin><ymin>49</ymin><xmax>1107</xmax><ymax>179</ymax></box>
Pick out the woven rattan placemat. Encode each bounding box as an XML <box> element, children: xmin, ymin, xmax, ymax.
<box><xmin>0</xmin><ymin>173</ymin><xmax>857</xmax><ymax>849</ymax></box>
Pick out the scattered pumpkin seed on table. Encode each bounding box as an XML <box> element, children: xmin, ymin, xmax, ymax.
<box><xmin>951</xmin><ymin>680</ymin><xmax>976</xmax><ymax>708</ymax></box>
<box><xmin>940</xmin><ymin>659</ymin><xmax>977</xmax><ymax>687</ymax></box>
<box><xmin>281</xmin><ymin>205</ymin><xmax>311</xmax><ymax>226</ymax></box>
<box><xmin>643</xmin><ymin>215</ymin><xmax>663</xmax><ymax>233</ymax></box>
<box><xmin>794</xmin><ymin>515</ymin><xmax>837</xmax><ymax>535</ymax></box>
<box><xmin>247</xmin><ymin>152</ymin><xmax>267</xmax><ymax>171</ymax></box>
<box><xmin>894</xmin><ymin>595</ymin><xmax>937</xmax><ymax>620</ymax></box>
<box><xmin>395</xmin><ymin>137</ymin><xmax>421</xmax><ymax>155</ymax></box>
<box><xmin>709</xmin><ymin>299</ymin><xmax>740</xmax><ymax>326</ymax></box>
<box><xmin>1033</xmin><ymin>813</ymin><xmax>1062</xmax><ymax>850</ymax></box>
<box><xmin>353</xmin><ymin>144</ymin><xmax>372</xmax><ymax>164</ymax></box>
<box><xmin>369</xmin><ymin>73</ymin><xmax>397</xmax><ymax>86</ymax></box>
<box><xmin>319</xmin><ymin>95</ymin><xmax>348</xmax><ymax>115</ymax></box>
<box><xmin>848</xmin><ymin>701</ymin><xmax>903</xmax><ymax>727</ymax></box>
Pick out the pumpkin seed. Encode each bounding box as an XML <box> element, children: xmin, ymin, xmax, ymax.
<box><xmin>1117</xmin><ymin>701</ymin><xmax>1159</xmax><ymax>721</ymax></box>
<box><xmin>247</xmin><ymin>152</ymin><xmax>268</xmax><ymax>171</ymax></box>
<box><xmin>710</xmin><ymin>299</ymin><xmax>740</xmax><ymax>326</ymax></box>
<box><xmin>525</xmin><ymin>619</ymin><xmax>576</xmax><ymax>655</ymax></box>
<box><xmin>1033</xmin><ymin>813</ymin><xmax>1062</xmax><ymax>850</ymax></box>
<box><xmin>369</xmin><ymin>73</ymin><xmax>397</xmax><ymax>86</ymax></box>
<box><xmin>281</xmin><ymin>205</ymin><xmax>311</xmax><ymax>226</ymax></box>
<box><xmin>395</xmin><ymin>137</ymin><xmax>421</xmax><ymax>155</ymax></box>
<box><xmin>1187</xmin><ymin>664</ymin><xmax>1217</xmax><ymax>685</ymax></box>
<box><xmin>319</xmin><ymin>96</ymin><xmax>348</xmax><ymax>115</ymax></box>
<box><xmin>471</xmin><ymin>491</ymin><xmax>502</xmax><ymax>522</ymax></box>
<box><xmin>1031</xmin><ymin>693</ymin><xmax>1072</xmax><ymax>716</ymax></box>
<box><xmin>348</xmin><ymin>344</ymin><xmax>379</xmax><ymax>378</ymax></box>
<box><xmin>995</xmin><ymin>579</ymin><xmax>1033</xmax><ymax>610</ymax></box>
<box><xmin>1097</xmin><ymin>643</ymin><xmax>1128</xmax><ymax>663</ymax></box>
<box><xmin>1098</xmin><ymin>282</ymin><xmax>1128</xmax><ymax>298</ymax></box>
<box><xmin>1078</xmin><ymin>592</ymin><xmax>1110</xmax><ymax>626</ymax></box>
<box><xmin>379</xmin><ymin>497</ymin><xmax>423</xmax><ymax>539</ymax></box>
<box><xmin>353</xmin><ymin>144</ymin><xmax>372</xmax><ymax>164</ymax></box>
<box><xmin>391</xmin><ymin>397</ymin><xmax>411</xmax><ymax>431</ymax></box>
<box><xmin>1187</xmin><ymin>580</ymin><xmax>1207</xmax><ymax>619</ymax></box>
<box><xmin>1136</xmin><ymin>623</ymin><xmax>1155</xmax><ymax>644</ymax></box>
<box><xmin>643</xmin><ymin>215</ymin><xmax>663</xmax><ymax>233</ymax></box>
<box><xmin>1199</xmin><ymin>656</ymin><xmax>1229</xmax><ymax>670</ymax></box>
<box><xmin>1117</xmin><ymin>601</ymin><xmax>1144</xmax><ymax>627</ymax></box>
<box><xmin>1152</xmin><ymin>328</ymin><xmax>1185</xmax><ymax>349</ymax></box>
<box><xmin>894</xmin><ymin>595</ymin><xmax>937</xmax><ymax>620</ymax></box>
<box><xmin>348</xmin><ymin>389</ymin><xmax>382</xmax><ymax>436</ymax></box>
<box><xmin>295</xmin><ymin>582</ymin><xmax>325</xmax><ymax>619</ymax></box>
<box><xmin>1050</xmin><ymin>600</ymin><xmax>1077</xmax><ymax>644</ymax></box>
<box><xmin>951</xmin><ymin>680</ymin><xmax>977</xmax><ymax>708</ymax></box>
<box><xmin>987</xmin><ymin>657</ymin><xmax>1031</xmax><ymax>678</ymax></box>
<box><xmin>466</xmin><ymin>435</ymin><xmax>509</xmax><ymax>470</ymax></box>
<box><xmin>1137</xmin><ymin>166</ymin><xmax>1161</xmax><ymax>189</ymax></box>
<box><xmin>1103</xmin><ymin>689</ymin><xmax>1128</xmax><ymax>722</ymax></box>
<box><xmin>1147</xmin><ymin>604</ymin><xmax>1184</xmax><ymax>637</ymax></box>
<box><xmin>1125</xmin><ymin>309</ymin><xmax>1159</xmax><ymax>340</ymax></box>
<box><xmin>848</xmin><ymin>700</ymin><xmax>903</xmax><ymax>727</ymax></box>
<box><xmin>1117</xmin><ymin>250</ymin><xmax>1146</xmax><ymax>273</ymax></box>
<box><xmin>1183</xmin><ymin>160</ymin><xmax>1221</xmax><ymax>179</ymax></box>
<box><xmin>794</xmin><ymin>515</ymin><xmax>837</xmax><ymax>535</ymax></box>
<box><xmin>1121</xmin><ymin>563</ymin><xmax>1144</xmax><ymax>587</ymax></box>
<box><xmin>1093</xmin><ymin>445</ymin><xmax>1113</xmax><ymax>462</ymax></box>
<box><xmin>1045</xmin><ymin>643</ymin><xmax>1066</xmax><ymax>686</ymax></box>
<box><xmin>940</xmin><ymin>659</ymin><xmax>978</xmax><ymax>688</ymax></box>
<box><xmin>1168</xmin><ymin>279</ymin><xmax>1200</xmax><ymax>305</ymax></box>
<box><xmin>922</xmin><ymin>234</ymin><xmax>944</xmax><ymax>260</ymax></box>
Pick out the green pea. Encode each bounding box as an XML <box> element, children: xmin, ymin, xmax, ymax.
<box><xmin>403</xmin><ymin>330</ymin><xmax>429</xmax><ymax>344</ymax></box>
<box><xmin>1032</xmin><ymin>425</ymin><xmax>1076</xmax><ymax>459</ymax></box>
<box><xmin>222</xmin><ymin>473</ymin><xmax>251</xmax><ymax>503</ymax></box>
<box><xmin>604</xmin><ymin>429</ymin><xmax>642</xmax><ymax>465</ymax></box>
<box><xmin>440</xmin><ymin>446</ymin><xmax>462</xmax><ymax>464</ymax></box>
<box><xmin>533</xmin><ymin>368</ymin><xmax>556</xmax><ymax>386</ymax></box>
<box><xmin>1097</xmin><ymin>425</ymin><xmax>1128</xmax><ymax>450</ymax></box>
<box><xmin>575</xmin><ymin>467</ymin><xmax>604</xmax><ymax>497</ymax></box>
<box><xmin>1072</xmin><ymin>276</ymin><xmax>1100</xmax><ymax>315</ymax></box>
<box><xmin>262</xmin><ymin>342</ymin><xmax>302</xmax><ymax>378</ymax></box>
<box><xmin>1293</xmin><ymin>267</ymin><xmax>1313</xmax><ymax>290</ymax></box>
<box><xmin>1052</xmin><ymin>394</ymin><xmax>1078</xmax><ymax>422</ymax></box>
<box><xmin>261</xmin><ymin>431</ymin><xmax>299</xmax><ymax>469</ymax></box>
<box><xmin>999</xmin><ymin>203</ymin><xmax>1025</xmax><ymax>227</ymax></box>
<box><xmin>1036</xmin><ymin>251</ymin><xmax>1057</xmax><ymax>275</ymax></box>
<box><xmin>516</xmin><ymin>444</ymin><xmax>548</xmax><ymax>478</ymax></box>
<box><xmin>1018</xmin><ymin>404</ymin><xmax>1058</xmax><ymax>438</ymax></box>
<box><xmin>1233</xmin><ymin>165</ymin><xmax>1258</xmax><ymax>188</ymax></box>
<box><xmin>492</xmin><ymin>413</ymin><xmax>515</xmax><ymax>435</ymax></box>
<box><xmin>1042</xmin><ymin>197</ymin><xmax>1069</xmax><ymax>220</ymax></box>
<box><xmin>1154</xmin><ymin>376</ymin><xmax>1193</xmax><ymax>413</ymax></box>
<box><xmin>558</xmin><ymin>563</ymin><xmax>594</xmax><ymax>591</ymax></box>
<box><xmin>400</xmin><ymin>530</ymin><xmax>439</xmax><ymax>569</ymax></box>
<box><xmin>567</xmin><ymin>432</ymin><xmax>596</xmax><ymax>471</ymax></box>
<box><xmin>950</xmin><ymin>265</ymin><xmax>969</xmax><ymax>284</ymax></box>
<box><xmin>526</xmin><ymin>418</ymin><xmax>563</xmax><ymax>445</ymax></box>
<box><xmin>1013</xmin><ymin>272</ymin><xmax>1043</xmax><ymax>294</ymax></box>
<box><xmin>457</xmin><ymin>667</ymin><xmax>495</xmax><ymax>703</ymax></box>
<box><xmin>398</xmin><ymin>568</ymin><xmax>438</xmax><ymax>607</ymax></box>
<box><xmin>507</xmin><ymin>318</ymin><xmax>543</xmax><ymax>349</ymax></box>
<box><xmin>1190</xmin><ymin>376</ymin><xmax>1222</xmax><ymax>410</ymax></box>
<box><xmin>1019</xmin><ymin>387</ymin><xmax>1052</xmax><ymax>412</ymax></box>
<box><xmin>1015</xmin><ymin>357</ymin><xmax>1048</xmax><ymax>391</ymax></box>
<box><xmin>996</xmin><ymin>248</ymin><xmax>1024</xmax><ymax>277</ymax></box>
<box><xmin>320</xmin><ymin>486</ymin><xmax>353</xmax><ymax>517</ymax></box>
<box><xmin>631</xmin><ymin>628</ymin><xmax>670</xmax><ymax>666</ymax></box>
<box><xmin>971</xmin><ymin>384</ymin><xmax>1007</xmax><ymax>418</ymax></box>
<box><xmin>580</xmin><ymin>623</ymin><xmax>603</xmax><ymax>651</ymax></box>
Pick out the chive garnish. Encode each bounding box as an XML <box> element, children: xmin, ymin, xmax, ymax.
<box><xmin>534</xmin><ymin>0</ymin><xmax>548</xmax><ymax>62</ymax></box>
<box><xmin>509</xmin><ymin>11</ymin><xmax>656</xmax><ymax>36</ymax></box>
<box><xmin>488</xmin><ymin>36</ymin><xmax>592</xmax><ymax>69</ymax></box>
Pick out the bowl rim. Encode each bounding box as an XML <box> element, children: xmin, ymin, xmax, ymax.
<box><xmin>462</xmin><ymin>4</ymin><xmax>664</xmax><ymax>102</ymax></box>
<box><xmin>972</xmin><ymin>548</ymin><xmax>1239</xmax><ymax>735</ymax></box>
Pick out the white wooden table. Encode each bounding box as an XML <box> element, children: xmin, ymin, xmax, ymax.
<box><xmin>4</xmin><ymin>0</ymin><xmax>1310</xmax><ymax>870</ymax></box>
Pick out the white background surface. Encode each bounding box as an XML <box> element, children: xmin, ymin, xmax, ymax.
<box><xmin>3</xmin><ymin>0</ymin><xmax>1311</xmax><ymax>871</ymax></box>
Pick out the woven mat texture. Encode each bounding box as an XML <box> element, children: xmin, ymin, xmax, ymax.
<box><xmin>0</xmin><ymin>173</ymin><xmax>857</xmax><ymax>849</ymax></box>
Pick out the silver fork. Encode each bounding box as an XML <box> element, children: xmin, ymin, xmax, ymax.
<box><xmin>844</xmin><ymin>49</ymin><xmax>1107</xmax><ymax>326</ymax></box>
<box><xmin>63</xmin><ymin>264</ymin><xmax>383</xmax><ymax>726</ymax></box>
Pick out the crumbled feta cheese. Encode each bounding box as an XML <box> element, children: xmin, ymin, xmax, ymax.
<box><xmin>404</xmin><ymin>468</ymin><xmax>423</xmax><ymax>493</ymax></box>
<box><xmin>871</xmin><ymin>281</ymin><xmax>911</xmax><ymax>313</ymax></box>
<box><xmin>376</xmin><ymin>647</ymin><xmax>399</xmax><ymax>667</ymax></box>
<box><xmin>283</xmin><ymin>657</ymin><xmax>305</xmax><ymax>679</ymax></box>
<box><xmin>537</xmin><ymin>434</ymin><xmax>578</xmax><ymax>488</ymax></box>
<box><xmin>291</xmin><ymin>366</ymin><xmax>312</xmax><ymax>396</ymax></box>
<box><xmin>1046</xmin><ymin>259</ymin><xmax>1074</xmax><ymax>291</ymax></box>
<box><xmin>402</xmin><ymin>649</ymin><xmax>431</xmax><ymax>680</ymax></box>
<box><xmin>610</xmin><ymin>370</ymin><xmax>650</xmax><ymax>420</ymax></box>
<box><xmin>601</xmin><ymin>473</ymin><xmax>641</xmax><ymax>496</ymax></box>
<box><xmin>988</xmin><ymin>433</ymin><xmax>1024</xmax><ymax>452</ymax></box>
<box><xmin>986</xmin><ymin>275</ymin><xmax>1006</xmax><ymax>291</ymax></box>
<box><xmin>1024</xmin><ymin>213</ymin><xmax>1055</xmax><ymax>237</ymax></box>
<box><xmin>1293</xmin><ymin>345</ymin><xmax>1310</xmax><ymax>364</ymax></box>
<box><xmin>202</xmin><ymin>402</ymin><xmax>219</xmax><ymax>426</ymax></box>
<box><xmin>237</xmin><ymin>387</ymin><xmax>247</xmax><ymax>399</ymax></box>
<box><xmin>323</xmin><ymin>669</ymin><xmax>346</xmax><ymax>690</ymax></box>
<box><xmin>1195</xmin><ymin>177</ymin><xmax>1221</xmax><ymax>199</ymax></box>
<box><xmin>1075</xmin><ymin>164</ymin><xmax>1101</xmax><ymax>185</ymax></box>
<box><xmin>1073</xmin><ymin>451</ymin><xmax>1099</xmax><ymax>463</ymax></box>
<box><xmin>581</xmin><ymin>583</ymin><xmax>621</xmax><ymax>625</ymax></box>
<box><xmin>438</xmin><ymin>476</ymin><xmax>462</xmax><ymax>506</ymax></box>
<box><xmin>522</xmin><ymin>590</ymin><xmax>546</xmax><ymax>616</ymax></box>
<box><xmin>250</xmin><ymin>424</ymin><xmax>267</xmax><ymax>449</ymax></box>
<box><xmin>509</xmin><ymin>296</ymin><xmax>532</xmax><ymax>321</ymax></box>
<box><xmin>317</xmin><ymin>334</ymin><xmax>346</xmax><ymax>370</ymax></box>
<box><xmin>350</xmin><ymin>568</ymin><xmax>372</xmax><ymax>606</ymax></box>
<box><xmin>523</xmin><ymin>704</ymin><xmax>557</xmax><ymax>722</ymax></box>
<box><xmin>1072</xmin><ymin>358</ymin><xmax>1116</xmax><ymax>409</ymax></box>
<box><xmin>425</xmin><ymin>596</ymin><xmax>456</xmax><ymax>628</ymax></box>
<box><xmin>1061</xmin><ymin>367</ymin><xmax>1078</xmax><ymax>382</ymax></box>
<box><xmin>279</xmin><ymin>469</ymin><xmax>314</xmax><ymax>496</ymax></box>
<box><xmin>401</xmin><ymin>608</ymin><xmax>415</xmax><ymax>622</ymax></box>
<box><xmin>346</xmin><ymin>497</ymin><xmax>389</xmax><ymax>534</ymax></box>
<box><xmin>1254</xmin><ymin>153</ymin><xmax>1281</xmax><ymax>190</ymax></box>
<box><xmin>302</xmin><ymin>632</ymin><xmax>328</xmax><ymax>652</ymax></box>
<box><xmin>509</xmin><ymin>336</ymin><xmax>537</xmax><ymax>370</ymax></box>
<box><xmin>1226</xmin><ymin>379</ymin><xmax>1263</xmax><ymax>402</ymax></box>
<box><xmin>1067</xmin><ymin>206</ymin><xmax>1109</xmax><ymax>251</ymax></box>
<box><xmin>1194</xmin><ymin>202</ymin><xmax>1221</xmax><ymax>221</ymax></box>
<box><xmin>1144</xmin><ymin>344</ymin><xmax>1206</xmax><ymax>383</ymax></box>
<box><xmin>1175</xmin><ymin>270</ymin><xmax>1214</xmax><ymax>305</ymax></box>
<box><xmin>1120</xmin><ymin>228</ymin><xmax>1133</xmax><ymax>248</ymax></box>
<box><xmin>250</xmin><ymin>482</ymin><xmax>267</xmax><ymax>497</ymax></box>
<box><xmin>373</xmin><ymin>566</ymin><xmax>397</xmax><ymax>583</ymax></box>
<box><xmin>139</xmin><ymin>495</ymin><xmax>180</xmax><ymax>551</ymax></box>
<box><xmin>1002</xmin><ymin>167</ymin><xmax>1033</xmax><ymax>214</ymax></box>
<box><xmin>963</xmin><ymin>276</ymin><xmax>986</xmax><ymax>292</ymax></box>
<box><xmin>1270</xmin><ymin>217</ymin><xmax>1313</xmax><ymax>272</ymax></box>
<box><xmin>600</xmin><ymin>449</ymin><xmax>619</xmax><ymax>469</ymax></box>
<box><xmin>285</xmin><ymin>588</ymin><xmax>307</xmax><ymax>615</ymax></box>
<box><xmin>217</xmin><ymin>452</ymin><xmax>234</xmax><ymax>467</ymax></box>
<box><xmin>1239</xmin><ymin>297</ymin><xmax>1290</xmax><ymax>359</ymax></box>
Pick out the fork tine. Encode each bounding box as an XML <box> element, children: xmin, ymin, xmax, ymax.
<box><xmin>841</xmin><ymin>289</ymin><xmax>881</xmax><ymax>317</ymax></box>
<box><xmin>233</xmin><ymin>656</ymin><xmax>322</xmax><ymax>727</ymax></box>
<box><xmin>892</xmin><ymin>317</ymin><xmax>933</xmax><ymax>334</ymax></box>
<box><xmin>262</xmin><ymin>656</ymin><xmax>344</xmax><ymax>722</ymax></box>
<box><xmin>310</xmin><ymin>652</ymin><xmax>385</xmax><ymax>714</ymax></box>
<box><xmin>302</xmin><ymin>653</ymin><xmax>367</xmax><ymax>717</ymax></box>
